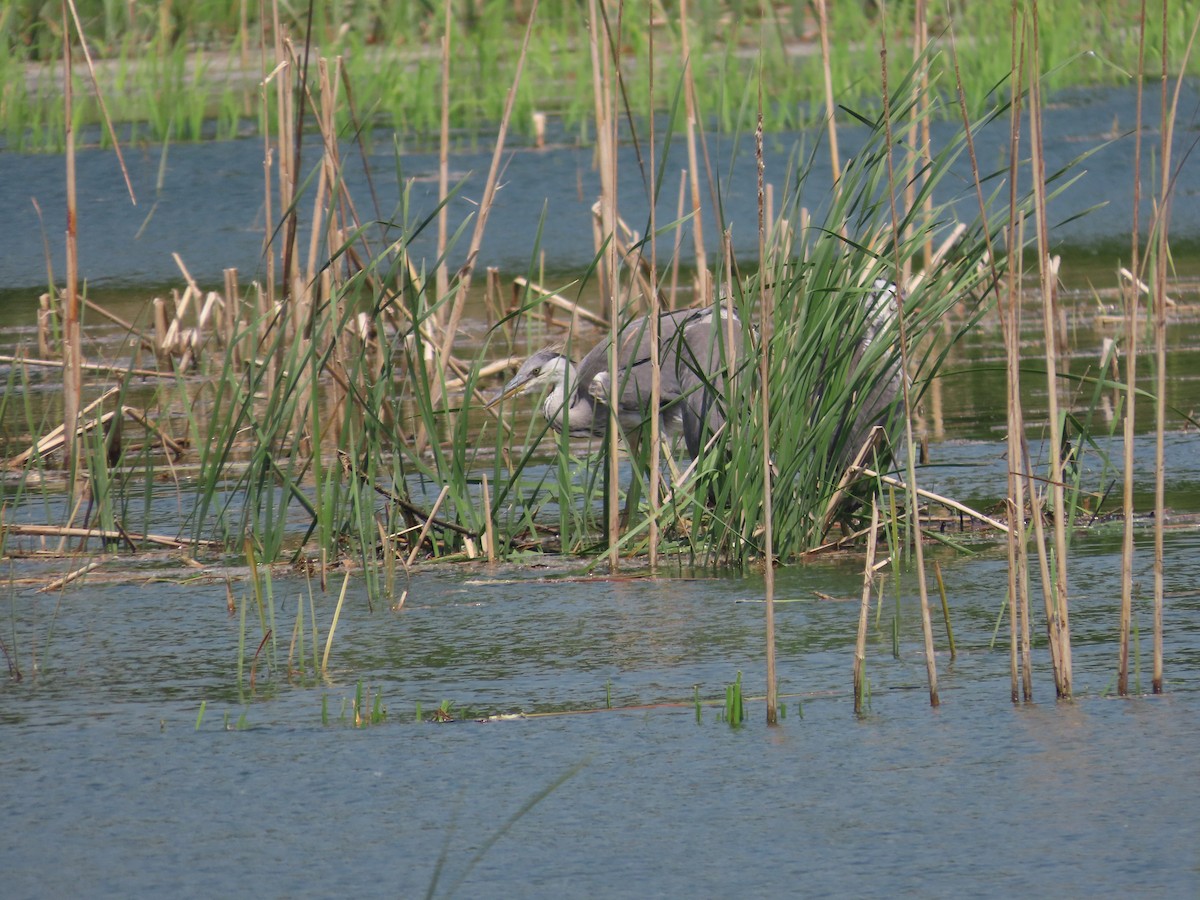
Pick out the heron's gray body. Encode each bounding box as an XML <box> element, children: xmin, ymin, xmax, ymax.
<box><xmin>498</xmin><ymin>283</ymin><xmax>901</xmax><ymax>464</ymax></box>
<box><xmin>498</xmin><ymin>306</ymin><xmax>741</xmax><ymax>456</ymax></box>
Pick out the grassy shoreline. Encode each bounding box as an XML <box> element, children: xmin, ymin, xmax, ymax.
<box><xmin>3</xmin><ymin>1</ymin><xmax>1196</xmax><ymax>152</ymax></box>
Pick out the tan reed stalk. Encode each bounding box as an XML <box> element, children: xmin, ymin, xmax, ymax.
<box><xmin>678</xmin><ymin>0</ymin><xmax>708</xmax><ymax>291</ymax></box>
<box><xmin>901</xmin><ymin>0</ymin><xmax>929</xmax><ymax>283</ymax></box>
<box><xmin>316</xmin><ymin>57</ymin><xmax>348</xmax><ymax>449</ymax></box>
<box><xmin>755</xmin><ymin>82</ymin><xmax>778</xmax><ymax>725</ymax></box>
<box><xmin>1028</xmin><ymin>0</ymin><xmax>1073</xmax><ymax>698</ymax></box>
<box><xmin>879</xmin><ymin>26</ymin><xmax>939</xmax><ymax>708</ymax></box>
<box><xmin>813</xmin><ymin>0</ymin><xmax>841</xmax><ymax>184</ymax></box>
<box><xmin>854</xmin><ymin>501</ymin><xmax>880</xmax><ymax>715</ymax></box>
<box><xmin>1009</xmin><ymin>33</ymin><xmax>1035</xmax><ymax>702</ymax></box>
<box><xmin>1118</xmin><ymin>0</ymin><xmax>1148</xmax><ymax>696</ymax></box>
<box><xmin>1152</xmin><ymin>4</ymin><xmax>1199</xmax><ymax>691</ymax></box>
<box><xmin>948</xmin><ymin>15</ymin><xmax>1032</xmax><ymax>700</ymax></box>
<box><xmin>278</xmin><ymin>35</ymin><xmax>305</xmax><ymax>316</ymax></box>
<box><xmin>61</xmin><ymin>1</ymin><xmax>81</xmax><ymax>485</ymax></box>
<box><xmin>435</xmin><ymin>0</ymin><xmax>452</xmax><ymax>325</ymax></box>
<box><xmin>258</xmin><ymin>0</ymin><xmax>277</xmax><ymax>332</ymax></box>
<box><xmin>587</xmin><ymin>0</ymin><xmax>622</xmax><ymax>567</ymax></box>
<box><xmin>647</xmin><ymin>6</ymin><xmax>662</xmax><ymax>569</ymax></box>
<box><xmin>481</xmin><ymin>474</ymin><xmax>495</xmax><ymax>563</ymax></box>
<box><xmin>604</xmin><ymin>4</ymin><xmax>624</xmax><ymax>568</ymax></box>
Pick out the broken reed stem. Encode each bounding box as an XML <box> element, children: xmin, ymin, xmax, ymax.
<box><xmin>854</xmin><ymin>500</ymin><xmax>880</xmax><ymax>715</ymax></box>
<box><xmin>512</xmin><ymin>278</ymin><xmax>608</xmax><ymax>327</ymax></box>
<box><xmin>932</xmin><ymin>560</ymin><xmax>956</xmax><ymax>661</ymax></box>
<box><xmin>38</xmin><ymin>556</ymin><xmax>110</xmax><ymax>593</ymax></box>
<box><xmin>481</xmin><ymin>474</ymin><xmax>495</xmax><ymax>562</ymax></box>
<box><xmin>856</xmin><ymin>467</ymin><xmax>1010</xmax><ymax>533</ymax></box>
<box><xmin>0</xmin><ymin>355</ymin><xmax>167</xmax><ymax>379</ymax></box>
<box><xmin>1029</xmin><ymin>2</ymin><xmax>1073</xmax><ymax>698</ymax></box>
<box><xmin>321</xmin><ymin>570</ymin><xmax>351</xmax><ymax>675</ymax></box>
<box><xmin>879</xmin><ymin>22</ymin><xmax>938</xmax><ymax>707</ymax></box>
<box><xmin>7</xmin><ymin>524</ymin><xmax>218</xmax><ymax>551</ymax></box>
<box><xmin>405</xmin><ymin>484</ymin><xmax>452</xmax><ymax>567</ymax></box>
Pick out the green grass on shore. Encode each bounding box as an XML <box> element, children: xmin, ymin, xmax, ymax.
<box><xmin>2</xmin><ymin>0</ymin><xmax>1194</xmax><ymax>152</ymax></box>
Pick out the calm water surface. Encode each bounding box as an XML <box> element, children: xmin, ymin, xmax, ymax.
<box><xmin>2</xmin><ymin>524</ymin><xmax>1198</xmax><ymax>897</ymax></box>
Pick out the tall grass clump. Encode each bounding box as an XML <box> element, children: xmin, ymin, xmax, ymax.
<box><xmin>623</xmin><ymin>64</ymin><xmax>1063</xmax><ymax>570</ymax></box>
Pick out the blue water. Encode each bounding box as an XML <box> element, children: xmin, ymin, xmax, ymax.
<box><xmin>2</xmin><ymin>83</ymin><xmax>1199</xmax><ymax>293</ymax></box>
<box><xmin>2</xmin><ymin>530</ymin><xmax>1197</xmax><ymax>897</ymax></box>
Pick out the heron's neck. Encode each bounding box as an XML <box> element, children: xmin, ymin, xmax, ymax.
<box><xmin>542</xmin><ymin>363</ymin><xmax>597</xmax><ymax>434</ymax></box>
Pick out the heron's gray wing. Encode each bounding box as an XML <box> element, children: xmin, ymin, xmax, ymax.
<box><xmin>583</xmin><ymin>312</ymin><xmax>698</xmax><ymax>431</ymax></box>
<box><xmin>672</xmin><ymin>309</ymin><xmax>743</xmax><ymax>458</ymax></box>
<box><xmin>839</xmin><ymin>282</ymin><xmax>902</xmax><ymax>458</ymax></box>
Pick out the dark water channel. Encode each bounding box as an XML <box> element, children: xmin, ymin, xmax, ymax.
<box><xmin>2</xmin><ymin>85</ymin><xmax>1200</xmax><ymax>897</ymax></box>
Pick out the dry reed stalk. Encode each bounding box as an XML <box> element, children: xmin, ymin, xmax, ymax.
<box><xmin>677</xmin><ymin>0</ymin><xmax>709</xmax><ymax>294</ymax></box>
<box><xmin>1118</xmin><ymin>0</ymin><xmax>1149</xmax><ymax>696</ymax></box>
<box><xmin>38</xmin><ymin>557</ymin><xmax>110</xmax><ymax>593</ymax></box>
<box><xmin>587</xmin><ymin>0</ymin><xmax>622</xmax><ymax>568</ymax></box>
<box><xmin>591</xmin><ymin>205</ymin><xmax>662</xmax><ymax>312</ymax></box>
<box><xmin>1006</xmin><ymin>260</ymin><xmax>1035</xmax><ymax>706</ymax></box>
<box><xmin>855</xmin><ymin>467</ymin><xmax>1010</xmax><ymax>533</ymax></box>
<box><xmin>8</xmin><ymin>524</ymin><xmax>216</xmax><ymax>550</ymax></box>
<box><xmin>1152</xmin><ymin>4</ymin><xmax>1199</xmax><ymax>691</ymax></box>
<box><xmin>909</xmin><ymin>0</ymin><xmax>933</xmax><ymax>270</ymax></box>
<box><xmin>879</xmin><ymin>26</ymin><xmax>939</xmax><ymax>707</ymax></box>
<box><xmin>670</xmin><ymin>168</ymin><xmax>687</xmax><ymax>308</ymax></box>
<box><xmin>510</xmin><ymin>282</ymin><xmax>609</xmax><ymax>330</ymax></box>
<box><xmin>1028</xmin><ymin>3</ymin><xmax>1073</xmax><ymax>697</ymax></box>
<box><xmin>435</xmin><ymin>0</ymin><xmax>453</xmax><ymax>326</ymax></box>
<box><xmin>755</xmin><ymin>92</ymin><xmax>778</xmax><ymax>724</ymax></box>
<box><xmin>647</xmin><ymin>7</ymin><xmax>662</xmax><ymax>569</ymax></box>
<box><xmin>481</xmin><ymin>474</ymin><xmax>495</xmax><ymax>563</ymax></box>
<box><xmin>406</xmin><ymin>484</ymin><xmax>452</xmax><ymax>567</ymax></box>
<box><xmin>61</xmin><ymin>1</ymin><xmax>81</xmax><ymax>483</ymax></box>
<box><xmin>0</xmin><ymin>355</ymin><xmax>167</xmax><ymax>380</ymax></box>
<box><xmin>813</xmin><ymin>0</ymin><xmax>841</xmax><ymax>184</ymax></box>
<box><xmin>967</xmin><ymin>10</ymin><xmax>1035</xmax><ymax>701</ymax></box>
<box><xmin>854</xmin><ymin>501</ymin><xmax>880</xmax><ymax>715</ymax></box>
<box><xmin>485</xmin><ymin>268</ymin><xmax>503</xmax><ymax>327</ymax></box>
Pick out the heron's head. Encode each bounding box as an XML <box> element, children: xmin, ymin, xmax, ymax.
<box><xmin>489</xmin><ymin>348</ymin><xmax>574</xmax><ymax>407</ymax></box>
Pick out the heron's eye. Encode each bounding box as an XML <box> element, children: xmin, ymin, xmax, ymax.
<box><xmin>531</xmin><ymin>367</ymin><xmax>541</xmax><ymax>376</ymax></box>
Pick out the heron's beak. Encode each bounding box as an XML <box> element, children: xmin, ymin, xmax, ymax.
<box><xmin>486</xmin><ymin>373</ymin><xmax>533</xmax><ymax>409</ymax></box>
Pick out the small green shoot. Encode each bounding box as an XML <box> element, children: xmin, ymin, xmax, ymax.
<box><xmin>724</xmin><ymin>671</ymin><xmax>744</xmax><ymax>728</ymax></box>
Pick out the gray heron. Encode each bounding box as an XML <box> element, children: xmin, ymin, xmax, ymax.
<box><xmin>491</xmin><ymin>306</ymin><xmax>743</xmax><ymax>458</ymax></box>
<box><xmin>493</xmin><ymin>280</ymin><xmax>902</xmax><ymax>465</ymax></box>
